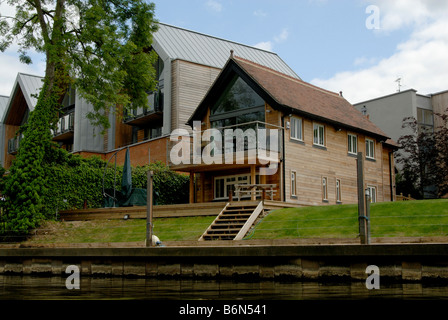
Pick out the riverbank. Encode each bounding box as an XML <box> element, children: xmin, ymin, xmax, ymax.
<box><xmin>1</xmin><ymin>243</ymin><xmax>447</xmax><ymax>282</ymax></box>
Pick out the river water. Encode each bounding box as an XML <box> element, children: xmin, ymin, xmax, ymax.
<box><xmin>0</xmin><ymin>275</ymin><xmax>447</xmax><ymax>300</ymax></box>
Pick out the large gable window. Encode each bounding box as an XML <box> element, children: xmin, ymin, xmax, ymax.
<box><xmin>210</xmin><ymin>75</ymin><xmax>265</xmax><ymax>128</ymax></box>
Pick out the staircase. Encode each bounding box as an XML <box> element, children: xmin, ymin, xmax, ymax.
<box><xmin>199</xmin><ymin>201</ymin><xmax>264</xmax><ymax>241</ymax></box>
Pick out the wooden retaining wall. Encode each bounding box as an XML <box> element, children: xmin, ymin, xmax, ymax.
<box><xmin>58</xmin><ymin>200</ymin><xmax>300</xmax><ymax>221</ymax></box>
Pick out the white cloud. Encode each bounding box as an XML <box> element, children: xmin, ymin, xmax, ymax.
<box><xmin>311</xmin><ymin>1</ymin><xmax>448</xmax><ymax>103</ymax></box>
<box><xmin>274</xmin><ymin>28</ymin><xmax>289</xmax><ymax>43</ymax></box>
<box><xmin>253</xmin><ymin>28</ymin><xmax>289</xmax><ymax>52</ymax></box>
<box><xmin>253</xmin><ymin>41</ymin><xmax>273</xmax><ymax>52</ymax></box>
<box><xmin>205</xmin><ymin>0</ymin><xmax>222</xmax><ymax>12</ymax></box>
<box><xmin>253</xmin><ymin>9</ymin><xmax>267</xmax><ymax>18</ymax></box>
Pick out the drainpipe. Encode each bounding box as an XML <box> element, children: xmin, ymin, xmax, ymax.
<box><xmin>389</xmin><ymin>151</ymin><xmax>394</xmax><ymax>201</ymax></box>
<box><xmin>281</xmin><ymin>115</ymin><xmax>286</xmax><ymax>202</ymax></box>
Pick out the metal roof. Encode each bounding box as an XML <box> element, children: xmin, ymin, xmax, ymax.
<box><xmin>153</xmin><ymin>23</ymin><xmax>300</xmax><ymax>79</ymax></box>
<box><xmin>0</xmin><ymin>95</ymin><xmax>9</xmax><ymax>119</ymax></box>
<box><xmin>16</xmin><ymin>73</ymin><xmax>44</xmax><ymax>111</ymax></box>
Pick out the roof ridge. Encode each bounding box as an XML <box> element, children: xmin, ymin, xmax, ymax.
<box><xmin>157</xmin><ymin>22</ymin><xmax>280</xmax><ymax>56</ymax></box>
<box><xmin>18</xmin><ymin>72</ymin><xmax>44</xmax><ymax>79</ymax></box>
<box><xmin>233</xmin><ymin>56</ymin><xmax>341</xmax><ymax>98</ymax></box>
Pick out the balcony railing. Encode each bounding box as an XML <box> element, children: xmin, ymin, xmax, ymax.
<box><xmin>52</xmin><ymin>111</ymin><xmax>74</xmax><ymax>141</ymax></box>
<box><xmin>168</xmin><ymin>121</ymin><xmax>283</xmax><ymax>171</ymax></box>
<box><xmin>124</xmin><ymin>91</ymin><xmax>163</xmax><ymax>126</ymax></box>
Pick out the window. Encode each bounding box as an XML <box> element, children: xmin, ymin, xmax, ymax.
<box><xmin>336</xmin><ymin>179</ymin><xmax>341</xmax><ymax>202</ymax></box>
<box><xmin>322</xmin><ymin>177</ymin><xmax>328</xmax><ymax>201</ymax></box>
<box><xmin>291</xmin><ymin>171</ymin><xmax>297</xmax><ymax>197</ymax></box>
<box><xmin>290</xmin><ymin>117</ymin><xmax>303</xmax><ymax>141</ymax></box>
<box><xmin>348</xmin><ymin>134</ymin><xmax>357</xmax><ymax>155</ymax></box>
<box><xmin>367</xmin><ymin>186</ymin><xmax>376</xmax><ymax>203</ymax></box>
<box><xmin>214</xmin><ymin>173</ymin><xmax>260</xmax><ymax>200</ymax></box>
<box><xmin>417</xmin><ymin>108</ymin><xmax>434</xmax><ymax>133</ymax></box>
<box><xmin>366</xmin><ymin>139</ymin><xmax>375</xmax><ymax>159</ymax></box>
<box><xmin>313</xmin><ymin>123</ymin><xmax>325</xmax><ymax>147</ymax></box>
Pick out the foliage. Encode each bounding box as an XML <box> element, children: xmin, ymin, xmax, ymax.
<box><xmin>0</xmin><ymin>0</ymin><xmax>159</xmax><ymax>234</ymax></box>
<box><xmin>396</xmin><ymin>109</ymin><xmax>448</xmax><ymax>198</ymax></box>
<box><xmin>41</xmin><ymin>156</ymin><xmax>190</xmax><ymax>215</ymax></box>
<box><xmin>0</xmin><ymin>0</ymin><xmax>159</xmax><ymax>129</ymax></box>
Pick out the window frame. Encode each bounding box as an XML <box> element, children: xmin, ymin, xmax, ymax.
<box><xmin>365</xmin><ymin>138</ymin><xmax>375</xmax><ymax>159</ymax></box>
<box><xmin>336</xmin><ymin>178</ymin><xmax>342</xmax><ymax>203</ymax></box>
<box><xmin>313</xmin><ymin>123</ymin><xmax>325</xmax><ymax>147</ymax></box>
<box><xmin>290</xmin><ymin>116</ymin><xmax>303</xmax><ymax>141</ymax></box>
<box><xmin>367</xmin><ymin>185</ymin><xmax>377</xmax><ymax>203</ymax></box>
<box><xmin>348</xmin><ymin>133</ymin><xmax>358</xmax><ymax>155</ymax></box>
<box><xmin>322</xmin><ymin>176</ymin><xmax>328</xmax><ymax>201</ymax></box>
<box><xmin>291</xmin><ymin>170</ymin><xmax>297</xmax><ymax>197</ymax></box>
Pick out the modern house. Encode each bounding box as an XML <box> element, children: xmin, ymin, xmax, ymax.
<box><xmin>1</xmin><ymin>23</ymin><xmax>299</xmax><ymax>169</ymax></box>
<box><xmin>169</xmin><ymin>55</ymin><xmax>397</xmax><ymax>206</ymax></box>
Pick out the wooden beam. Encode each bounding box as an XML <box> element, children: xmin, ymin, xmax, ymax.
<box><xmin>250</xmin><ymin>164</ymin><xmax>256</xmax><ymax>200</ymax></box>
<box><xmin>189</xmin><ymin>172</ymin><xmax>195</xmax><ymax>204</ymax></box>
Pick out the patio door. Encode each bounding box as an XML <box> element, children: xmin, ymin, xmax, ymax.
<box><xmin>214</xmin><ymin>173</ymin><xmax>259</xmax><ymax>200</ymax></box>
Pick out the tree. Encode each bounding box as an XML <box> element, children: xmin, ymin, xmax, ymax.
<box><xmin>396</xmin><ymin>109</ymin><xmax>448</xmax><ymax>199</ymax></box>
<box><xmin>0</xmin><ymin>0</ymin><xmax>158</xmax><ymax>233</ymax></box>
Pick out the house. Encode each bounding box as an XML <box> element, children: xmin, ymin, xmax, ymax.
<box><xmin>168</xmin><ymin>55</ymin><xmax>397</xmax><ymax>206</ymax></box>
<box><xmin>1</xmin><ymin>23</ymin><xmax>299</xmax><ymax>169</ymax></box>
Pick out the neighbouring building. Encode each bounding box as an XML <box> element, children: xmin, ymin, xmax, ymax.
<box><xmin>353</xmin><ymin>89</ymin><xmax>448</xmax><ymax>198</ymax></box>
<box><xmin>169</xmin><ymin>56</ymin><xmax>397</xmax><ymax>206</ymax></box>
<box><xmin>1</xmin><ymin>23</ymin><xmax>299</xmax><ymax>169</ymax></box>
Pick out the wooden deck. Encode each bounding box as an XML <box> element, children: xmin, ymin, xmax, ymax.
<box><xmin>58</xmin><ymin>200</ymin><xmax>302</xmax><ymax>221</ymax></box>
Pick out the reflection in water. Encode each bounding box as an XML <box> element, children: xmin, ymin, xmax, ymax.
<box><xmin>0</xmin><ymin>275</ymin><xmax>447</xmax><ymax>300</ymax></box>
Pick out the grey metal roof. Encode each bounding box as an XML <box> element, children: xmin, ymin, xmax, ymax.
<box><xmin>16</xmin><ymin>73</ymin><xmax>44</xmax><ymax>111</ymax></box>
<box><xmin>0</xmin><ymin>95</ymin><xmax>9</xmax><ymax>120</ymax></box>
<box><xmin>154</xmin><ymin>23</ymin><xmax>300</xmax><ymax>79</ymax></box>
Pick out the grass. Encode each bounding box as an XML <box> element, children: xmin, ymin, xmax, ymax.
<box><xmin>18</xmin><ymin>199</ymin><xmax>448</xmax><ymax>244</ymax></box>
<box><xmin>248</xmin><ymin>199</ymin><xmax>448</xmax><ymax>239</ymax></box>
<box><xmin>25</xmin><ymin>216</ymin><xmax>216</xmax><ymax>244</ymax></box>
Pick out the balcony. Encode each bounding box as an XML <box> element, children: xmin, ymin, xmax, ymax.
<box><xmin>52</xmin><ymin>111</ymin><xmax>74</xmax><ymax>141</ymax></box>
<box><xmin>8</xmin><ymin>134</ymin><xmax>23</xmax><ymax>155</ymax></box>
<box><xmin>168</xmin><ymin>121</ymin><xmax>283</xmax><ymax>172</ymax></box>
<box><xmin>124</xmin><ymin>91</ymin><xmax>163</xmax><ymax>126</ymax></box>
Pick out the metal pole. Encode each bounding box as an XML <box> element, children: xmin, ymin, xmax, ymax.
<box><xmin>357</xmin><ymin>152</ymin><xmax>366</xmax><ymax>244</ymax></box>
<box><xmin>146</xmin><ymin>170</ymin><xmax>154</xmax><ymax>247</ymax></box>
<box><xmin>365</xmin><ymin>191</ymin><xmax>371</xmax><ymax>245</ymax></box>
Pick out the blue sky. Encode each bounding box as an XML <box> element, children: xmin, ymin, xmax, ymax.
<box><xmin>1</xmin><ymin>0</ymin><xmax>448</xmax><ymax>104</ymax></box>
<box><xmin>153</xmin><ymin>0</ymin><xmax>407</xmax><ymax>81</ymax></box>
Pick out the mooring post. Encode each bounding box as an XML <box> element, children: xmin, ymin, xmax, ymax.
<box><xmin>365</xmin><ymin>190</ymin><xmax>371</xmax><ymax>245</ymax></box>
<box><xmin>357</xmin><ymin>152</ymin><xmax>367</xmax><ymax>244</ymax></box>
<box><xmin>146</xmin><ymin>170</ymin><xmax>154</xmax><ymax>247</ymax></box>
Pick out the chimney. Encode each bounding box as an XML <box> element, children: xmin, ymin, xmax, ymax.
<box><xmin>339</xmin><ymin>91</ymin><xmax>343</xmax><ymax>97</ymax></box>
<box><xmin>230</xmin><ymin>49</ymin><xmax>234</xmax><ymax>58</ymax></box>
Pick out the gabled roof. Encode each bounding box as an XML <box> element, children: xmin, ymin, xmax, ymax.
<box><xmin>0</xmin><ymin>95</ymin><xmax>9</xmax><ymax>121</ymax></box>
<box><xmin>2</xmin><ymin>73</ymin><xmax>44</xmax><ymax>124</ymax></box>
<box><xmin>189</xmin><ymin>56</ymin><xmax>392</xmax><ymax>142</ymax></box>
<box><xmin>153</xmin><ymin>23</ymin><xmax>300</xmax><ymax>80</ymax></box>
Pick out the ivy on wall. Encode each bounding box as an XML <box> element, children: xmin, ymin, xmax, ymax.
<box><xmin>1</xmin><ymin>147</ymin><xmax>189</xmax><ymax>234</ymax></box>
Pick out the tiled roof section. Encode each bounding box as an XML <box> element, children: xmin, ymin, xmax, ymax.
<box><xmin>154</xmin><ymin>23</ymin><xmax>300</xmax><ymax>80</ymax></box>
<box><xmin>233</xmin><ymin>56</ymin><xmax>391</xmax><ymax>140</ymax></box>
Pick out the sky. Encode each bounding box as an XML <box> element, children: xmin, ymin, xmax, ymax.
<box><xmin>1</xmin><ymin>0</ymin><xmax>448</xmax><ymax>104</ymax></box>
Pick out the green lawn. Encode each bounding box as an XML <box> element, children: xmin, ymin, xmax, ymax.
<box><xmin>22</xmin><ymin>199</ymin><xmax>448</xmax><ymax>244</ymax></box>
<box><xmin>248</xmin><ymin>199</ymin><xmax>448</xmax><ymax>239</ymax></box>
